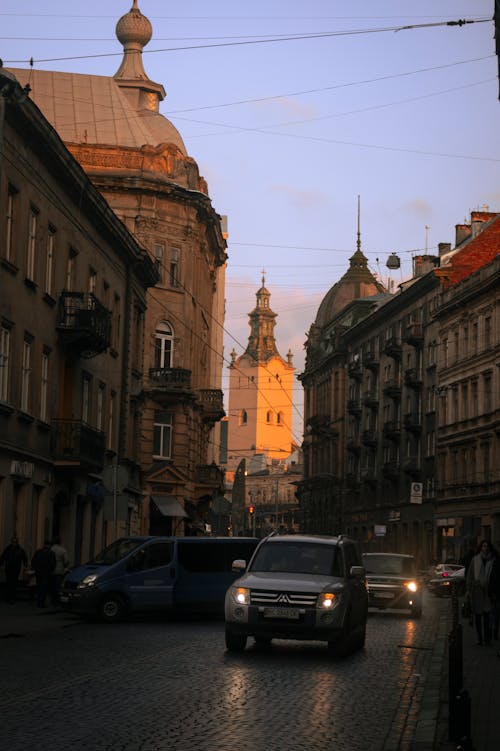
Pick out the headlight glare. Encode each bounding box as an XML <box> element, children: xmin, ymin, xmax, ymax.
<box><xmin>317</xmin><ymin>592</ymin><xmax>336</xmax><ymax>609</ymax></box>
<box><xmin>405</xmin><ymin>580</ymin><xmax>418</xmax><ymax>593</ymax></box>
<box><xmin>78</xmin><ymin>574</ymin><xmax>98</xmax><ymax>589</ymax></box>
<box><xmin>233</xmin><ymin>587</ymin><xmax>250</xmax><ymax>605</ymax></box>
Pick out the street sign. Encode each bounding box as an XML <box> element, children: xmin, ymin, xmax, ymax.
<box><xmin>410</xmin><ymin>482</ymin><xmax>423</xmax><ymax>504</ymax></box>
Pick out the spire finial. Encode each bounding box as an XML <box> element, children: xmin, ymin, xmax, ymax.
<box><xmin>357</xmin><ymin>194</ymin><xmax>361</xmax><ymax>253</ymax></box>
<box><xmin>261</xmin><ymin>268</ymin><xmax>266</xmax><ymax>286</ymax></box>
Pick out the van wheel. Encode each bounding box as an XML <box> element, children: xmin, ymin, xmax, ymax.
<box><xmin>99</xmin><ymin>595</ymin><xmax>125</xmax><ymax>623</ymax></box>
<box><xmin>225</xmin><ymin>627</ymin><xmax>247</xmax><ymax>652</ymax></box>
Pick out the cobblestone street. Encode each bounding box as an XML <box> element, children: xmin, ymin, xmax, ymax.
<box><xmin>0</xmin><ymin>591</ymin><xmax>451</xmax><ymax>751</ymax></box>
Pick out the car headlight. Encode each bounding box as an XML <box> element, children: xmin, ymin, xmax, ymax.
<box><xmin>232</xmin><ymin>587</ymin><xmax>250</xmax><ymax>605</ymax></box>
<box><xmin>317</xmin><ymin>592</ymin><xmax>336</xmax><ymax>609</ymax></box>
<box><xmin>405</xmin><ymin>581</ymin><xmax>418</xmax><ymax>593</ymax></box>
<box><xmin>77</xmin><ymin>574</ymin><xmax>98</xmax><ymax>589</ymax></box>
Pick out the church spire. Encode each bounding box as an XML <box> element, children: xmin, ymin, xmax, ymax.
<box><xmin>244</xmin><ymin>275</ymin><xmax>280</xmax><ymax>362</ymax></box>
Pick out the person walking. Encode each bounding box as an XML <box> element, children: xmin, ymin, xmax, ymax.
<box><xmin>466</xmin><ymin>539</ymin><xmax>495</xmax><ymax>645</ymax></box>
<box><xmin>488</xmin><ymin>549</ymin><xmax>500</xmax><ymax>643</ymax></box>
<box><xmin>0</xmin><ymin>536</ymin><xmax>28</xmax><ymax>603</ymax></box>
<box><xmin>31</xmin><ymin>541</ymin><xmax>56</xmax><ymax>608</ymax></box>
<box><xmin>50</xmin><ymin>536</ymin><xmax>69</xmax><ymax>605</ymax></box>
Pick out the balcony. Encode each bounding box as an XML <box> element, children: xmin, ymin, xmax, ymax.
<box><xmin>306</xmin><ymin>414</ymin><xmax>339</xmax><ymax>439</ymax></box>
<box><xmin>347</xmin><ymin>399</ymin><xmax>361</xmax><ymax>415</ymax></box>
<box><xmin>363</xmin><ymin>389</ymin><xmax>379</xmax><ymax>408</ymax></box>
<box><xmin>51</xmin><ymin>419</ymin><xmax>105</xmax><ymax>470</ymax></box>
<box><xmin>404</xmin><ymin>368</ymin><xmax>423</xmax><ymax>390</ymax></box>
<box><xmin>383</xmin><ymin>337</ymin><xmax>402</xmax><ymax>359</ymax></box>
<box><xmin>403</xmin><ymin>412</ymin><xmax>422</xmax><ymax>433</ymax></box>
<box><xmin>148</xmin><ymin>367</ymin><xmax>193</xmax><ymax>405</ymax></box>
<box><xmin>347</xmin><ymin>360</ymin><xmax>363</xmax><ymax>381</ymax></box>
<box><xmin>404</xmin><ymin>323</ymin><xmax>423</xmax><ymax>347</ymax></box>
<box><xmin>198</xmin><ymin>389</ymin><xmax>225</xmax><ymax>423</ymax></box>
<box><xmin>383</xmin><ymin>379</ymin><xmax>402</xmax><ymax>399</ymax></box>
<box><xmin>361</xmin><ymin>429</ymin><xmax>378</xmax><ymax>446</ymax></box>
<box><xmin>195</xmin><ymin>463</ymin><xmax>225</xmax><ymax>492</ymax></box>
<box><xmin>383</xmin><ymin>420</ymin><xmax>401</xmax><ymax>440</ymax></box>
<box><xmin>403</xmin><ymin>457</ymin><xmax>422</xmax><ymax>478</ymax></box>
<box><xmin>363</xmin><ymin>351</ymin><xmax>379</xmax><ymax>371</ymax></box>
<box><xmin>57</xmin><ymin>292</ymin><xmax>111</xmax><ymax>357</ymax></box>
<box><xmin>382</xmin><ymin>461</ymin><xmax>400</xmax><ymax>480</ymax></box>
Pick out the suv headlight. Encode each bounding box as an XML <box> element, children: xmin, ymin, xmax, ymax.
<box><xmin>405</xmin><ymin>581</ymin><xmax>418</xmax><ymax>593</ymax></box>
<box><xmin>77</xmin><ymin>574</ymin><xmax>98</xmax><ymax>589</ymax></box>
<box><xmin>231</xmin><ymin>587</ymin><xmax>250</xmax><ymax>605</ymax></box>
<box><xmin>317</xmin><ymin>592</ymin><xmax>336</xmax><ymax>609</ymax></box>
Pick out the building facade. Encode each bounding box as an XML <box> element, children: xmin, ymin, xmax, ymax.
<box><xmin>8</xmin><ymin>2</ymin><xmax>228</xmax><ymax>537</ymax></box>
<box><xmin>298</xmin><ymin>209</ymin><xmax>500</xmax><ymax>566</ymax></box>
<box><xmin>0</xmin><ymin>68</ymin><xmax>158</xmax><ymax>564</ymax></box>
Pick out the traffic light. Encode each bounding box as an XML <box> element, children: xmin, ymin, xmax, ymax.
<box><xmin>248</xmin><ymin>505</ymin><xmax>255</xmax><ymax>515</ymax></box>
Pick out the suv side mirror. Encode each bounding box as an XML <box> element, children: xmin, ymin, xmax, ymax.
<box><xmin>350</xmin><ymin>565</ymin><xmax>366</xmax><ymax>578</ymax></box>
<box><xmin>232</xmin><ymin>559</ymin><xmax>247</xmax><ymax>573</ymax></box>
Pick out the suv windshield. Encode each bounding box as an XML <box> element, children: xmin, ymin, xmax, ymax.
<box><xmin>250</xmin><ymin>541</ymin><xmax>340</xmax><ymax>576</ymax></box>
<box><xmin>92</xmin><ymin>538</ymin><xmax>145</xmax><ymax>565</ymax></box>
<box><xmin>363</xmin><ymin>555</ymin><xmax>415</xmax><ymax>576</ymax></box>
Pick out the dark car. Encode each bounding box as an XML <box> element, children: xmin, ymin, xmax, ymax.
<box><xmin>427</xmin><ymin>563</ymin><xmax>464</xmax><ymax>597</ymax></box>
<box><xmin>224</xmin><ymin>534</ymin><xmax>368</xmax><ymax>655</ymax></box>
<box><xmin>362</xmin><ymin>552</ymin><xmax>422</xmax><ymax>618</ymax></box>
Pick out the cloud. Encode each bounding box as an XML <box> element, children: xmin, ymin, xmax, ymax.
<box><xmin>403</xmin><ymin>198</ymin><xmax>432</xmax><ymax>216</ymax></box>
<box><xmin>269</xmin><ymin>183</ymin><xmax>330</xmax><ymax>209</ymax></box>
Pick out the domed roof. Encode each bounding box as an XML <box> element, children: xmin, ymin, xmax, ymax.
<box><xmin>315</xmin><ymin>248</ymin><xmax>385</xmax><ymax>328</ymax></box>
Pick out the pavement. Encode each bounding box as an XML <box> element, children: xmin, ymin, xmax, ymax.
<box><xmin>0</xmin><ymin>592</ymin><xmax>498</xmax><ymax>750</ymax></box>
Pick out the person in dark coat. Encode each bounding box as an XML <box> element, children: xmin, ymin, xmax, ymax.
<box><xmin>0</xmin><ymin>536</ymin><xmax>28</xmax><ymax>603</ymax></box>
<box><xmin>31</xmin><ymin>541</ymin><xmax>56</xmax><ymax>608</ymax></box>
<box><xmin>488</xmin><ymin>550</ymin><xmax>500</xmax><ymax>642</ymax></box>
<box><xmin>466</xmin><ymin>539</ymin><xmax>495</xmax><ymax>645</ymax></box>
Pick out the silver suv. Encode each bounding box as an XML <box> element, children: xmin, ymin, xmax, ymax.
<box><xmin>362</xmin><ymin>553</ymin><xmax>422</xmax><ymax>618</ymax></box>
<box><xmin>224</xmin><ymin>534</ymin><xmax>368</xmax><ymax>654</ymax></box>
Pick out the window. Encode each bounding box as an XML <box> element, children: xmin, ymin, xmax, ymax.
<box><xmin>88</xmin><ymin>268</ymin><xmax>97</xmax><ymax>294</ymax></box>
<box><xmin>472</xmin><ymin>322</ymin><xmax>478</xmax><ymax>354</ymax></box>
<box><xmin>21</xmin><ymin>339</ymin><xmax>32</xmax><ymax>412</ymax></box>
<box><xmin>5</xmin><ymin>184</ymin><xmax>17</xmax><ymax>263</ymax></box>
<box><xmin>40</xmin><ymin>350</ymin><xmax>49</xmax><ymax>422</ymax></box>
<box><xmin>45</xmin><ymin>226</ymin><xmax>56</xmax><ymax>297</ymax></box>
<box><xmin>484</xmin><ymin>317</ymin><xmax>492</xmax><ymax>349</ymax></box>
<box><xmin>112</xmin><ymin>295</ymin><xmax>121</xmax><ymax>350</ymax></box>
<box><xmin>107</xmin><ymin>391</ymin><xmax>115</xmax><ymax>450</ymax></box>
<box><xmin>153</xmin><ymin>411</ymin><xmax>173</xmax><ymax>458</ymax></box>
<box><xmin>483</xmin><ymin>374</ymin><xmax>492</xmax><ymax>413</ymax></box>
<box><xmin>27</xmin><ymin>206</ymin><xmax>38</xmax><ymax>281</ymax></box>
<box><xmin>154</xmin><ymin>243</ymin><xmax>164</xmax><ymax>283</ymax></box>
<box><xmin>426</xmin><ymin>431</ymin><xmax>435</xmax><ymax>457</ymax></box>
<box><xmin>97</xmin><ymin>384</ymin><xmax>105</xmax><ymax>431</ymax></box>
<box><xmin>266</xmin><ymin>411</ymin><xmax>273</xmax><ymax>424</ymax></box>
<box><xmin>82</xmin><ymin>375</ymin><xmax>91</xmax><ymax>423</ymax></box>
<box><xmin>277</xmin><ymin>411</ymin><xmax>283</xmax><ymax>425</ymax></box>
<box><xmin>154</xmin><ymin>322</ymin><xmax>173</xmax><ymax>368</ymax></box>
<box><xmin>442</xmin><ymin>338</ymin><xmax>448</xmax><ymax>367</ymax></box>
<box><xmin>471</xmin><ymin>380</ymin><xmax>478</xmax><ymax>417</ymax></box>
<box><xmin>239</xmin><ymin>409</ymin><xmax>247</xmax><ymax>425</ymax></box>
<box><xmin>170</xmin><ymin>248</ymin><xmax>179</xmax><ymax>287</ymax></box>
<box><xmin>0</xmin><ymin>327</ymin><xmax>10</xmax><ymax>402</ymax></box>
<box><xmin>461</xmin><ymin>383</ymin><xmax>468</xmax><ymax>420</ymax></box>
<box><xmin>66</xmin><ymin>248</ymin><xmax>77</xmax><ymax>290</ymax></box>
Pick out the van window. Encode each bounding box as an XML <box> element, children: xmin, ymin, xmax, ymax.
<box><xmin>93</xmin><ymin>538</ymin><xmax>144</xmax><ymax>565</ymax></box>
<box><xmin>177</xmin><ymin>541</ymin><xmax>257</xmax><ymax>573</ymax></box>
<box><xmin>129</xmin><ymin>542</ymin><xmax>173</xmax><ymax>571</ymax></box>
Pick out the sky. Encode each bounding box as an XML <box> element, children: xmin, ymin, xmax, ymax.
<box><xmin>2</xmin><ymin>1</ymin><xmax>498</xmax><ymax>443</ymax></box>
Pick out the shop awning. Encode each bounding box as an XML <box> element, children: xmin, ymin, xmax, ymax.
<box><xmin>151</xmin><ymin>495</ymin><xmax>188</xmax><ymax>518</ymax></box>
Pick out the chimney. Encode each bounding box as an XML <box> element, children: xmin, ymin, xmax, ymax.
<box><xmin>413</xmin><ymin>255</ymin><xmax>440</xmax><ymax>277</ymax></box>
<box><xmin>455</xmin><ymin>224</ymin><xmax>471</xmax><ymax>247</ymax></box>
<box><xmin>438</xmin><ymin>242</ymin><xmax>452</xmax><ymax>257</ymax></box>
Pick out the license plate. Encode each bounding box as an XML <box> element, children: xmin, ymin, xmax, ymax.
<box><xmin>263</xmin><ymin>607</ymin><xmax>300</xmax><ymax>619</ymax></box>
<box><xmin>375</xmin><ymin>592</ymin><xmax>395</xmax><ymax>599</ymax></box>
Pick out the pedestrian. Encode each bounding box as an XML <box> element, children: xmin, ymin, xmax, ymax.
<box><xmin>466</xmin><ymin>539</ymin><xmax>495</xmax><ymax>645</ymax></box>
<box><xmin>488</xmin><ymin>549</ymin><xmax>500</xmax><ymax>642</ymax></box>
<box><xmin>0</xmin><ymin>536</ymin><xmax>28</xmax><ymax>603</ymax></box>
<box><xmin>50</xmin><ymin>536</ymin><xmax>69</xmax><ymax>605</ymax></box>
<box><xmin>31</xmin><ymin>541</ymin><xmax>56</xmax><ymax>608</ymax></box>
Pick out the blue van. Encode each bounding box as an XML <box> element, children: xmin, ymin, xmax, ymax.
<box><xmin>60</xmin><ymin>536</ymin><xmax>258</xmax><ymax>622</ymax></box>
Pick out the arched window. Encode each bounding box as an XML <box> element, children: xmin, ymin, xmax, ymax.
<box><xmin>277</xmin><ymin>411</ymin><xmax>283</xmax><ymax>425</ymax></box>
<box><xmin>239</xmin><ymin>409</ymin><xmax>247</xmax><ymax>425</ymax></box>
<box><xmin>154</xmin><ymin>322</ymin><xmax>174</xmax><ymax>369</ymax></box>
<box><xmin>266</xmin><ymin>410</ymin><xmax>273</xmax><ymax>424</ymax></box>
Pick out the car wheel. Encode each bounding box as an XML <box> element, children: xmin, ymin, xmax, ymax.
<box><xmin>98</xmin><ymin>594</ymin><xmax>125</xmax><ymax>623</ymax></box>
<box><xmin>328</xmin><ymin>608</ymin><xmax>358</xmax><ymax>657</ymax></box>
<box><xmin>254</xmin><ymin>636</ymin><xmax>272</xmax><ymax>647</ymax></box>
<box><xmin>225</xmin><ymin>627</ymin><xmax>247</xmax><ymax>652</ymax></box>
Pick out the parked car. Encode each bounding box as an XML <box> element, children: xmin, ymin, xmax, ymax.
<box><xmin>362</xmin><ymin>552</ymin><xmax>422</xmax><ymax>618</ymax></box>
<box><xmin>427</xmin><ymin>563</ymin><xmax>464</xmax><ymax>597</ymax></box>
<box><xmin>224</xmin><ymin>534</ymin><xmax>368</xmax><ymax>655</ymax></box>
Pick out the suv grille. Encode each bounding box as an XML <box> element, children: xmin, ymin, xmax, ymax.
<box><xmin>250</xmin><ymin>590</ymin><xmax>317</xmax><ymax>607</ymax></box>
<box><xmin>368</xmin><ymin>576</ymin><xmax>405</xmax><ymax>585</ymax></box>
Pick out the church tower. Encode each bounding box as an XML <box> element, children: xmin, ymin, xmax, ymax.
<box><xmin>227</xmin><ymin>276</ymin><xmax>295</xmax><ymax>472</ymax></box>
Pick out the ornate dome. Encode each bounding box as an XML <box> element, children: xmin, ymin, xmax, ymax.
<box><xmin>116</xmin><ymin>1</ymin><xmax>152</xmax><ymax>49</ymax></box>
<box><xmin>315</xmin><ymin>248</ymin><xmax>385</xmax><ymax>328</ymax></box>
